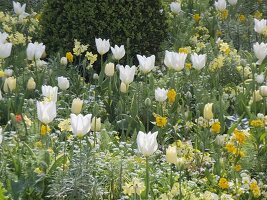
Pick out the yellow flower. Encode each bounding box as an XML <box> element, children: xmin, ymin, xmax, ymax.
<box><xmin>73</xmin><ymin>39</ymin><xmax>88</xmax><ymax>56</ymax></box>
<box><xmin>185</xmin><ymin>63</ymin><xmax>192</xmax><ymax>70</ymax></box>
<box><xmin>58</xmin><ymin>119</ymin><xmax>71</xmax><ymax>132</ymax></box>
<box><xmin>234</xmin><ymin>164</ymin><xmax>241</xmax><ymax>172</ymax></box>
<box><xmin>66</xmin><ymin>52</ymin><xmax>73</xmax><ymax>63</ymax></box>
<box><xmin>216</xmin><ymin>30</ymin><xmax>222</xmax><ymax>37</ymax></box>
<box><xmin>218</xmin><ymin>177</ymin><xmax>229</xmax><ymax>189</ymax></box>
<box><xmin>123</xmin><ymin>178</ymin><xmax>145</xmax><ymax>196</ymax></box>
<box><xmin>254</xmin><ymin>11</ymin><xmax>263</xmax><ymax>19</ymax></box>
<box><xmin>40</xmin><ymin>124</ymin><xmax>51</xmax><ymax>136</ymax></box>
<box><xmin>233</xmin><ymin>129</ymin><xmax>246</xmax><ymax>144</ymax></box>
<box><xmin>155</xmin><ymin>115</ymin><xmax>168</xmax><ymax>127</ymax></box>
<box><xmin>34</xmin><ymin>167</ymin><xmax>43</xmax><ymax>175</ymax></box>
<box><xmin>0</xmin><ymin>70</ymin><xmax>5</xmax><ymax>77</ymax></box>
<box><xmin>85</xmin><ymin>51</ymin><xmax>97</xmax><ymax>65</ymax></box>
<box><xmin>250</xmin><ymin>119</ymin><xmax>264</xmax><ymax>127</ymax></box>
<box><xmin>35</xmin><ymin>140</ymin><xmax>43</xmax><ymax>148</ymax></box>
<box><xmin>193</xmin><ymin>14</ymin><xmax>201</xmax><ymax>22</ymax></box>
<box><xmin>219</xmin><ymin>10</ymin><xmax>229</xmax><ymax>20</ymax></box>
<box><xmin>210</xmin><ymin>122</ymin><xmax>221</xmax><ymax>134</ymax></box>
<box><xmin>225</xmin><ymin>143</ymin><xmax>236</xmax><ymax>154</ymax></box>
<box><xmin>250</xmin><ymin>181</ymin><xmax>261</xmax><ymax>198</ymax></box>
<box><xmin>219</xmin><ymin>42</ymin><xmax>230</xmax><ymax>55</ymax></box>
<box><xmin>167</xmin><ymin>89</ymin><xmax>177</xmax><ymax>104</ymax></box>
<box><xmin>239</xmin><ymin>15</ymin><xmax>246</xmax><ymax>23</ymax></box>
<box><xmin>178</xmin><ymin>47</ymin><xmax>190</xmax><ymax>54</ymax></box>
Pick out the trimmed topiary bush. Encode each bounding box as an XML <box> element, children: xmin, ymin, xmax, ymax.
<box><xmin>40</xmin><ymin>0</ymin><xmax>168</xmax><ymax>59</ymax></box>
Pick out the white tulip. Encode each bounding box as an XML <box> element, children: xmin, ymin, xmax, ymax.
<box><xmin>228</xmin><ymin>0</ymin><xmax>237</xmax><ymax>5</ymax></box>
<box><xmin>164</xmin><ymin>50</ymin><xmax>187</xmax><ymax>71</ymax></box>
<box><xmin>42</xmin><ymin>85</ymin><xmax>58</xmax><ymax>102</ymax></box>
<box><xmin>60</xmin><ymin>57</ymin><xmax>68</xmax><ymax>66</ymax></box>
<box><xmin>255</xmin><ymin>73</ymin><xmax>265</xmax><ymax>84</ymax></box>
<box><xmin>0</xmin><ymin>32</ymin><xmax>8</xmax><ymax>44</ymax></box>
<box><xmin>95</xmin><ymin>38</ymin><xmax>110</xmax><ymax>55</ymax></box>
<box><xmin>215</xmin><ymin>134</ymin><xmax>227</xmax><ymax>146</ymax></box>
<box><xmin>105</xmin><ymin>62</ymin><xmax>115</xmax><ymax>77</ymax></box>
<box><xmin>37</xmin><ymin>101</ymin><xmax>57</xmax><ymax>124</ymax></box>
<box><xmin>70</xmin><ymin>114</ymin><xmax>92</xmax><ymax>137</ymax></box>
<box><xmin>259</xmin><ymin>86</ymin><xmax>267</xmax><ymax>97</ymax></box>
<box><xmin>155</xmin><ymin>87</ymin><xmax>168</xmax><ymax>102</ymax></box>
<box><xmin>4</xmin><ymin>69</ymin><xmax>13</xmax><ymax>77</ymax></box>
<box><xmin>119</xmin><ymin>65</ymin><xmax>136</xmax><ymax>85</ymax></box>
<box><xmin>166</xmin><ymin>146</ymin><xmax>177</xmax><ymax>164</ymax></box>
<box><xmin>111</xmin><ymin>45</ymin><xmax>125</xmax><ymax>60</ymax></box>
<box><xmin>253</xmin><ymin>42</ymin><xmax>267</xmax><ymax>65</ymax></box>
<box><xmin>91</xmin><ymin>117</ymin><xmax>101</xmax><ymax>132</ymax></box>
<box><xmin>137</xmin><ymin>54</ymin><xmax>155</xmax><ymax>74</ymax></box>
<box><xmin>71</xmin><ymin>98</ymin><xmax>83</xmax><ymax>114</ymax></box>
<box><xmin>27</xmin><ymin>77</ymin><xmax>36</xmax><ymax>90</ymax></box>
<box><xmin>191</xmin><ymin>53</ymin><xmax>207</xmax><ymax>70</ymax></box>
<box><xmin>13</xmin><ymin>1</ymin><xmax>26</xmax><ymax>15</ymax></box>
<box><xmin>254</xmin><ymin>19</ymin><xmax>267</xmax><ymax>34</ymax></box>
<box><xmin>26</xmin><ymin>42</ymin><xmax>46</xmax><ymax>61</ymax></box>
<box><xmin>170</xmin><ymin>2</ymin><xmax>181</xmax><ymax>15</ymax></box>
<box><xmin>0</xmin><ymin>43</ymin><xmax>12</xmax><ymax>59</ymax></box>
<box><xmin>57</xmin><ymin>76</ymin><xmax>70</xmax><ymax>90</ymax></box>
<box><xmin>137</xmin><ymin>131</ymin><xmax>158</xmax><ymax>157</ymax></box>
<box><xmin>214</xmin><ymin>0</ymin><xmax>227</xmax><ymax>11</ymax></box>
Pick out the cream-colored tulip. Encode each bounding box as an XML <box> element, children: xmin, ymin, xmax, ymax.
<box><xmin>203</xmin><ymin>103</ymin><xmax>213</xmax><ymax>120</ymax></box>
<box><xmin>105</xmin><ymin>62</ymin><xmax>115</xmax><ymax>77</ymax></box>
<box><xmin>166</xmin><ymin>145</ymin><xmax>177</xmax><ymax>164</ymax></box>
<box><xmin>71</xmin><ymin>98</ymin><xmax>83</xmax><ymax>114</ymax></box>
<box><xmin>27</xmin><ymin>77</ymin><xmax>36</xmax><ymax>90</ymax></box>
<box><xmin>91</xmin><ymin>117</ymin><xmax>101</xmax><ymax>132</ymax></box>
<box><xmin>3</xmin><ymin>77</ymin><xmax>16</xmax><ymax>93</ymax></box>
<box><xmin>120</xmin><ymin>82</ymin><xmax>127</xmax><ymax>93</ymax></box>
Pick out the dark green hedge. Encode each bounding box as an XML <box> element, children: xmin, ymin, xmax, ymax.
<box><xmin>40</xmin><ymin>0</ymin><xmax>168</xmax><ymax>59</ymax></box>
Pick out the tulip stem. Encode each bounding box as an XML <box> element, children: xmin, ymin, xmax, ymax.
<box><xmin>145</xmin><ymin>157</ymin><xmax>149</xmax><ymax>199</ymax></box>
<box><xmin>264</xmin><ymin>97</ymin><xmax>266</xmax><ymax>115</ymax></box>
<box><xmin>170</xmin><ymin>164</ymin><xmax>173</xmax><ymax>189</ymax></box>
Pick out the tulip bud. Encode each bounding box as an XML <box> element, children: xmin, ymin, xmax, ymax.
<box><xmin>71</xmin><ymin>98</ymin><xmax>83</xmax><ymax>114</ymax></box>
<box><xmin>91</xmin><ymin>117</ymin><xmax>101</xmax><ymax>132</ymax></box>
<box><xmin>259</xmin><ymin>86</ymin><xmax>267</xmax><ymax>97</ymax></box>
<box><xmin>93</xmin><ymin>73</ymin><xmax>99</xmax><ymax>80</ymax></box>
<box><xmin>3</xmin><ymin>76</ymin><xmax>16</xmax><ymax>93</ymax></box>
<box><xmin>203</xmin><ymin>103</ymin><xmax>213</xmax><ymax>120</ymax></box>
<box><xmin>60</xmin><ymin>57</ymin><xmax>68</xmax><ymax>66</ymax></box>
<box><xmin>253</xmin><ymin>90</ymin><xmax>263</xmax><ymax>101</ymax></box>
<box><xmin>145</xmin><ymin>98</ymin><xmax>151</xmax><ymax>106</ymax></box>
<box><xmin>120</xmin><ymin>82</ymin><xmax>127</xmax><ymax>93</ymax></box>
<box><xmin>27</xmin><ymin>77</ymin><xmax>36</xmax><ymax>90</ymax></box>
<box><xmin>57</xmin><ymin>76</ymin><xmax>70</xmax><ymax>90</ymax></box>
<box><xmin>166</xmin><ymin>146</ymin><xmax>177</xmax><ymax>164</ymax></box>
<box><xmin>105</xmin><ymin>62</ymin><xmax>115</xmax><ymax>77</ymax></box>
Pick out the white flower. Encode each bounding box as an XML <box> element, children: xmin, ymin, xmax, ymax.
<box><xmin>95</xmin><ymin>38</ymin><xmax>110</xmax><ymax>55</ymax></box>
<box><xmin>42</xmin><ymin>85</ymin><xmax>58</xmax><ymax>102</ymax></box>
<box><xmin>4</xmin><ymin>69</ymin><xmax>13</xmax><ymax>77</ymax></box>
<box><xmin>71</xmin><ymin>98</ymin><xmax>83</xmax><ymax>114</ymax></box>
<box><xmin>119</xmin><ymin>65</ymin><xmax>136</xmax><ymax>85</ymax></box>
<box><xmin>36</xmin><ymin>60</ymin><xmax>47</xmax><ymax>68</ymax></box>
<box><xmin>164</xmin><ymin>50</ymin><xmax>187</xmax><ymax>71</ymax></box>
<box><xmin>105</xmin><ymin>62</ymin><xmax>115</xmax><ymax>77</ymax></box>
<box><xmin>60</xmin><ymin>57</ymin><xmax>68</xmax><ymax>65</ymax></box>
<box><xmin>120</xmin><ymin>82</ymin><xmax>127</xmax><ymax>93</ymax></box>
<box><xmin>259</xmin><ymin>85</ymin><xmax>267</xmax><ymax>97</ymax></box>
<box><xmin>57</xmin><ymin>76</ymin><xmax>70</xmax><ymax>90</ymax></box>
<box><xmin>215</xmin><ymin>134</ymin><xmax>227</xmax><ymax>146</ymax></box>
<box><xmin>137</xmin><ymin>54</ymin><xmax>155</xmax><ymax>74</ymax></box>
<box><xmin>137</xmin><ymin>131</ymin><xmax>158</xmax><ymax>157</ymax></box>
<box><xmin>155</xmin><ymin>87</ymin><xmax>168</xmax><ymax>102</ymax></box>
<box><xmin>170</xmin><ymin>2</ymin><xmax>181</xmax><ymax>15</ymax></box>
<box><xmin>3</xmin><ymin>77</ymin><xmax>16</xmax><ymax>93</ymax></box>
<box><xmin>0</xmin><ymin>43</ymin><xmax>12</xmax><ymax>59</ymax></box>
<box><xmin>91</xmin><ymin>117</ymin><xmax>101</xmax><ymax>132</ymax></box>
<box><xmin>254</xmin><ymin>19</ymin><xmax>267</xmax><ymax>34</ymax></box>
<box><xmin>26</xmin><ymin>42</ymin><xmax>46</xmax><ymax>61</ymax></box>
<box><xmin>191</xmin><ymin>53</ymin><xmax>207</xmax><ymax>70</ymax></box>
<box><xmin>255</xmin><ymin>73</ymin><xmax>265</xmax><ymax>84</ymax></box>
<box><xmin>166</xmin><ymin>146</ymin><xmax>177</xmax><ymax>164</ymax></box>
<box><xmin>0</xmin><ymin>32</ymin><xmax>8</xmax><ymax>44</ymax></box>
<box><xmin>70</xmin><ymin>114</ymin><xmax>92</xmax><ymax>137</ymax></box>
<box><xmin>253</xmin><ymin>42</ymin><xmax>267</xmax><ymax>65</ymax></box>
<box><xmin>0</xmin><ymin>127</ymin><xmax>2</xmax><ymax>144</ymax></box>
<box><xmin>13</xmin><ymin>1</ymin><xmax>26</xmax><ymax>15</ymax></box>
<box><xmin>228</xmin><ymin>0</ymin><xmax>237</xmax><ymax>5</ymax></box>
<box><xmin>214</xmin><ymin>0</ymin><xmax>227</xmax><ymax>11</ymax></box>
<box><xmin>27</xmin><ymin>77</ymin><xmax>36</xmax><ymax>90</ymax></box>
<box><xmin>37</xmin><ymin>101</ymin><xmax>57</xmax><ymax>124</ymax></box>
<box><xmin>111</xmin><ymin>45</ymin><xmax>125</xmax><ymax>60</ymax></box>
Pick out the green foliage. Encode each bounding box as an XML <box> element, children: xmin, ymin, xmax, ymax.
<box><xmin>0</xmin><ymin>0</ymin><xmax>45</xmax><ymax>12</ymax></box>
<box><xmin>40</xmin><ymin>0</ymin><xmax>168</xmax><ymax>59</ymax></box>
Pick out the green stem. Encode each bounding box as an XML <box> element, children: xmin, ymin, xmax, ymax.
<box><xmin>170</xmin><ymin>164</ymin><xmax>173</xmax><ymax>189</ymax></box>
<box><xmin>145</xmin><ymin>157</ymin><xmax>149</xmax><ymax>199</ymax></box>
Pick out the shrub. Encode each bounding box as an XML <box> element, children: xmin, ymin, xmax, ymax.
<box><xmin>40</xmin><ymin>0</ymin><xmax>168</xmax><ymax>60</ymax></box>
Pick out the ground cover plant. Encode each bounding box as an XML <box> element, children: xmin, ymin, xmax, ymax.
<box><xmin>0</xmin><ymin>0</ymin><xmax>267</xmax><ymax>199</ymax></box>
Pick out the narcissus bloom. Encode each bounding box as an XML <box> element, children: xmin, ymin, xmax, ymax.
<box><xmin>137</xmin><ymin>131</ymin><xmax>158</xmax><ymax>157</ymax></box>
